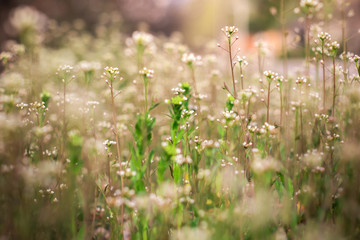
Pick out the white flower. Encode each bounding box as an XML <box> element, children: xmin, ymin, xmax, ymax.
<box><xmin>57</xmin><ymin>65</ymin><xmax>73</xmax><ymax>73</ymax></box>
<box><xmin>236</xmin><ymin>56</ymin><xmax>248</xmax><ymax>67</ymax></box>
<box><xmin>104</xmin><ymin>66</ymin><xmax>119</xmax><ymax>76</ymax></box>
<box><xmin>139</xmin><ymin>67</ymin><xmax>154</xmax><ymax>78</ymax></box>
<box><xmin>103</xmin><ymin>139</ymin><xmax>116</xmax><ymax>150</ymax></box>
<box><xmin>182</xmin><ymin>53</ymin><xmax>202</xmax><ymax>66</ymax></box>
<box><xmin>132</xmin><ymin>31</ymin><xmax>154</xmax><ymax>47</ymax></box>
<box><xmin>300</xmin><ymin>0</ymin><xmax>321</xmax><ymax>15</ymax></box>
<box><xmin>251</xmin><ymin>156</ymin><xmax>281</xmax><ymax>173</ymax></box>
<box><xmin>77</xmin><ymin>61</ymin><xmax>101</xmax><ymax>72</ymax></box>
<box><xmin>318</xmin><ymin>32</ymin><xmax>331</xmax><ymax>42</ymax></box>
<box><xmin>221</xmin><ymin>26</ymin><xmax>239</xmax><ymax>38</ymax></box>
<box><xmin>300</xmin><ymin>0</ymin><xmax>319</xmax><ymax>8</ymax></box>
<box><xmin>8</xmin><ymin>6</ymin><xmax>47</xmax><ymax>33</ymax></box>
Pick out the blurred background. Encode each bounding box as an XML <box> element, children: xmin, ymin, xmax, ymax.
<box><xmin>1</xmin><ymin>0</ymin><xmax>360</xmax><ymax>53</ymax></box>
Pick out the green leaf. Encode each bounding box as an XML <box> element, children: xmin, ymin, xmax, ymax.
<box><xmin>287</xmin><ymin>178</ymin><xmax>294</xmax><ymax>197</ymax></box>
<box><xmin>149</xmin><ymin>102</ymin><xmax>160</xmax><ymax>112</ymax></box>
<box><xmin>76</xmin><ymin>223</ymin><xmax>86</xmax><ymax>240</ymax></box>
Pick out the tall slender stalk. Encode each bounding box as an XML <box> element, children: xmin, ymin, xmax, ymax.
<box><xmin>305</xmin><ymin>16</ymin><xmax>311</xmax><ymax>77</ymax></box>
<box><xmin>341</xmin><ymin>3</ymin><xmax>348</xmax><ymax>83</ymax></box>
<box><xmin>239</xmin><ymin>64</ymin><xmax>244</xmax><ymax>90</ymax></box>
<box><xmin>228</xmin><ymin>38</ymin><xmax>237</xmax><ymax>98</ymax></box>
<box><xmin>190</xmin><ymin>66</ymin><xmax>198</xmax><ymax>97</ymax></box>
<box><xmin>321</xmin><ymin>43</ymin><xmax>326</xmax><ymax>110</ymax></box>
<box><xmin>332</xmin><ymin>56</ymin><xmax>336</xmax><ymax>117</ymax></box>
<box><xmin>104</xmin><ymin>67</ymin><xmax>124</xmax><ymax>233</ymax></box>
<box><xmin>144</xmin><ymin>75</ymin><xmax>148</xmax><ymax>113</ymax></box>
<box><xmin>299</xmin><ymin>84</ymin><xmax>304</xmax><ymax>153</ymax></box>
<box><xmin>267</xmin><ymin>81</ymin><xmax>271</xmax><ymax>123</ymax></box>
<box><xmin>219</xmin><ymin>26</ymin><xmax>239</xmax><ymax>98</ymax></box>
<box><xmin>109</xmin><ymin>79</ymin><xmax>124</xmax><ymax>230</ymax></box>
<box><xmin>62</xmin><ymin>80</ymin><xmax>67</xmax><ymax>162</ymax></box>
<box><xmin>280</xmin><ymin>0</ymin><xmax>288</xmax><ymax>79</ymax></box>
<box><xmin>263</xmin><ymin>71</ymin><xmax>277</xmax><ymax>123</ymax></box>
<box><xmin>280</xmin><ymin>85</ymin><xmax>283</xmax><ymax>126</ymax></box>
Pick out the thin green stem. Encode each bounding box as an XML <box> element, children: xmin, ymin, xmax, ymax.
<box><xmin>239</xmin><ymin>66</ymin><xmax>244</xmax><ymax>90</ymax></box>
<box><xmin>267</xmin><ymin>81</ymin><xmax>271</xmax><ymax>123</ymax></box>
<box><xmin>332</xmin><ymin>56</ymin><xmax>336</xmax><ymax>117</ymax></box>
<box><xmin>305</xmin><ymin>16</ymin><xmax>310</xmax><ymax>77</ymax></box>
<box><xmin>144</xmin><ymin>76</ymin><xmax>148</xmax><ymax>113</ymax></box>
<box><xmin>322</xmin><ymin>43</ymin><xmax>326</xmax><ymax>111</ymax></box>
<box><xmin>62</xmin><ymin>81</ymin><xmax>67</xmax><ymax>163</ymax></box>
<box><xmin>281</xmin><ymin>0</ymin><xmax>288</xmax><ymax>79</ymax></box>
<box><xmin>228</xmin><ymin>38</ymin><xmax>237</xmax><ymax>98</ymax></box>
<box><xmin>109</xmin><ymin>79</ymin><xmax>124</xmax><ymax>233</ymax></box>
<box><xmin>341</xmin><ymin>4</ymin><xmax>348</xmax><ymax>83</ymax></box>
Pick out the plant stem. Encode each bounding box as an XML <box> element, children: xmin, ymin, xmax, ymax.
<box><xmin>341</xmin><ymin>4</ymin><xmax>348</xmax><ymax>83</ymax></box>
<box><xmin>258</xmin><ymin>51</ymin><xmax>263</xmax><ymax>82</ymax></box>
<box><xmin>332</xmin><ymin>56</ymin><xmax>336</xmax><ymax>117</ymax></box>
<box><xmin>190</xmin><ymin>66</ymin><xmax>198</xmax><ymax>97</ymax></box>
<box><xmin>305</xmin><ymin>16</ymin><xmax>310</xmax><ymax>77</ymax></box>
<box><xmin>191</xmin><ymin>66</ymin><xmax>202</xmax><ymax>137</ymax></box>
<box><xmin>299</xmin><ymin>84</ymin><xmax>304</xmax><ymax>153</ymax></box>
<box><xmin>144</xmin><ymin>76</ymin><xmax>148</xmax><ymax>113</ymax></box>
<box><xmin>280</xmin><ymin>86</ymin><xmax>283</xmax><ymax>126</ymax></box>
<box><xmin>62</xmin><ymin>81</ymin><xmax>67</xmax><ymax>162</ymax></box>
<box><xmin>228</xmin><ymin>38</ymin><xmax>237</xmax><ymax>98</ymax></box>
<box><xmin>267</xmin><ymin>81</ymin><xmax>271</xmax><ymax>123</ymax></box>
<box><xmin>316</xmin><ymin>60</ymin><xmax>319</xmax><ymax>89</ymax></box>
<box><xmin>322</xmin><ymin>43</ymin><xmax>326</xmax><ymax>111</ymax></box>
<box><xmin>280</xmin><ymin>0</ymin><xmax>288</xmax><ymax>79</ymax></box>
<box><xmin>239</xmin><ymin>65</ymin><xmax>244</xmax><ymax>90</ymax></box>
<box><xmin>109</xmin><ymin>80</ymin><xmax>124</xmax><ymax>232</ymax></box>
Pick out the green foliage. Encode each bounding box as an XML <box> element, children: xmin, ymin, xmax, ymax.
<box><xmin>1</xmin><ymin>3</ymin><xmax>360</xmax><ymax>240</ymax></box>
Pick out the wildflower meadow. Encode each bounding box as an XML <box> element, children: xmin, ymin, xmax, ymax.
<box><xmin>1</xmin><ymin>0</ymin><xmax>360</xmax><ymax>239</ymax></box>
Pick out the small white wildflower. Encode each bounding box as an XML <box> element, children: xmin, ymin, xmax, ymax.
<box><xmin>182</xmin><ymin>53</ymin><xmax>202</xmax><ymax>66</ymax></box>
<box><xmin>139</xmin><ymin>67</ymin><xmax>154</xmax><ymax>78</ymax></box>
<box><xmin>221</xmin><ymin>26</ymin><xmax>239</xmax><ymax>38</ymax></box>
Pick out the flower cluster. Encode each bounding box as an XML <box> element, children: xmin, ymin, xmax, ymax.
<box><xmin>103</xmin><ymin>139</ymin><xmax>116</xmax><ymax>150</ymax></box>
<box><xmin>102</xmin><ymin>66</ymin><xmax>121</xmax><ymax>87</ymax></box>
<box><xmin>0</xmin><ymin>52</ymin><xmax>13</xmax><ymax>65</ymax></box>
<box><xmin>57</xmin><ymin>64</ymin><xmax>73</xmax><ymax>74</ymax></box>
<box><xmin>260</xmin><ymin>122</ymin><xmax>277</xmax><ymax>135</ymax></box>
<box><xmin>104</xmin><ymin>66</ymin><xmax>119</xmax><ymax>76</ymax></box>
<box><xmin>181</xmin><ymin>53</ymin><xmax>202</xmax><ymax>67</ymax></box>
<box><xmin>132</xmin><ymin>31</ymin><xmax>154</xmax><ymax>47</ymax></box>
<box><xmin>296</xmin><ymin>76</ymin><xmax>307</xmax><ymax>85</ymax></box>
<box><xmin>300</xmin><ymin>0</ymin><xmax>321</xmax><ymax>15</ymax></box>
<box><xmin>117</xmin><ymin>168</ymin><xmax>137</xmax><ymax>178</ymax></box>
<box><xmin>251</xmin><ymin>155</ymin><xmax>281</xmax><ymax>174</ymax></box>
<box><xmin>77</xmin><ymin>61</ymin><xmax>101</xmax><ymax>73</ymax></box>
<box><xmin>221</xmin><ymin>26</ymin><xmax>239</xmax><ymax>38</ymax></box>
<box><xmin>174</xmin><ymin>154</ymin><xmax>193</xmax><ymax>165</ymax></box>
<box><xmin>139</xmin><ymin>67</ymin><xmax>154</xmax><ymax>78</ymax></box>
<box><xmin>326</xmin><ymin>41</ymin><xmax>340</xmax><ymax>57</ymax></box>
<box><xmin>8</xmin><ymin>6</ymin><xmax>48</xmax><ymax>33</ymax></box>
<box><xmin>236</xmin><ymin>56</ymin><xmax>248</xmax><ymax>67</ymax></box>
<box><xmin>317</xmin><ymin>32</ymin><xmax>331</xmax><ymax>43</ymax></box>
<box><xmin>351</xmin><ymin>55</ymin><xmax>360</xmax><ymax>76</ymax></box>
<box><xmin>263</xmin><ymin>70</ymin><xmax>279</xmax><ymax>83</ymax></box>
